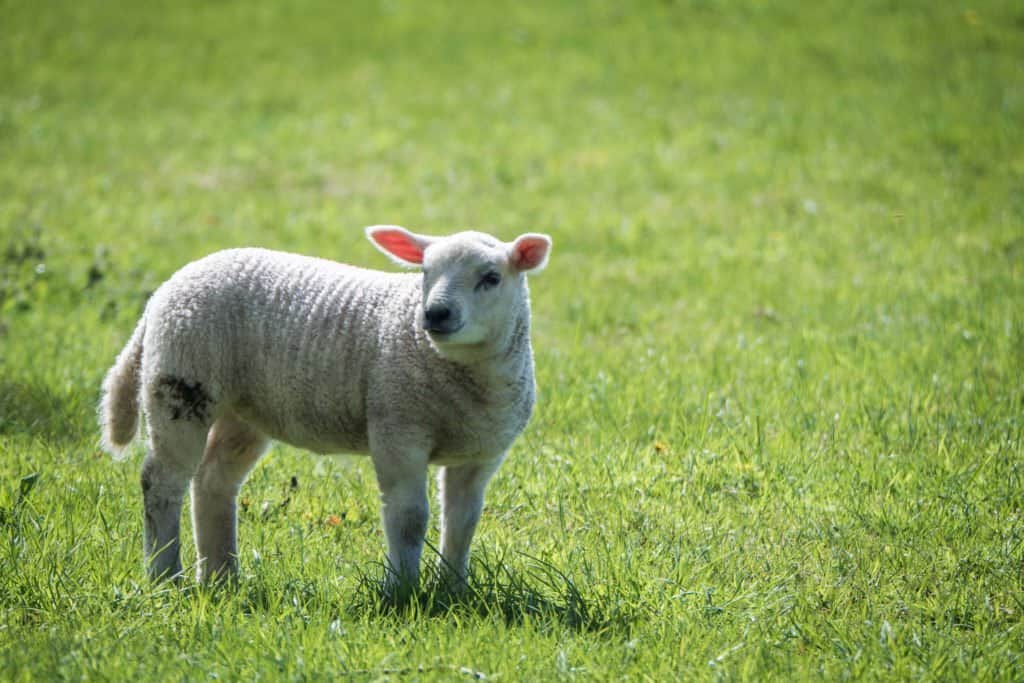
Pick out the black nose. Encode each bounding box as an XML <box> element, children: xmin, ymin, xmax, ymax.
<box><xmin>424</xmin><ymin>304</ymin><xmax>452</xmax><ymax>329</ymax></box>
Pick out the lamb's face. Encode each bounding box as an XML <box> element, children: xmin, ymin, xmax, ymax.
<box><xmin>366</xmin><ymin>225</ymin><xmax>552</xmax><ymax>357</ymax></box>
<box><xmin>420</xmin><ymin>233</ymin><xmax>521</xmax><ymax>350</ymax></box>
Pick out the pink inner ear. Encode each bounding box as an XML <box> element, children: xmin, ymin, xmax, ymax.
<box><xmin>512</xmin><ymin>236</ymin><xmax>550</xmax><ymax>271</ymax></box>
<box><xmin>372</xmin><ymin>229</ymin><xmax>424</xmax><ymax>264</ymax></box>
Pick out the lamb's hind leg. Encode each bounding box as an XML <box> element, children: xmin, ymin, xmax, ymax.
<box><xmin>141</xmin><ymin>419</ymin><xmax>209</xmax><ymax>581</ymax></box>
<box><xmin>191</xmin><ymin>413</ymin><xmax>268</xmax><ymax>583</ymax></box>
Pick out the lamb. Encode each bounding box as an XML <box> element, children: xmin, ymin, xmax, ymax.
<box><xmin>99</xmin><ymin>226</ymin><xmax>552</xmax><ymax>595</ymax></box>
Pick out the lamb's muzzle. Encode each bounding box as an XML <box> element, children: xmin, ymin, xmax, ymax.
<box><xmin>423</xmin><ymin>303</ymin><xmax>460</xmax><ymax>334</ymax></box>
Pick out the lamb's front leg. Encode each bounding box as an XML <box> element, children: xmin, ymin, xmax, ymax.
<box><xmin>437</xmin><ymin>457</ymin><xmax>503</xmax><ymax>590</ymax></box>
<box><xmin>371</xmin><ymin>448</ymin><xmax>429</xmax><ymax>600</ymax></box>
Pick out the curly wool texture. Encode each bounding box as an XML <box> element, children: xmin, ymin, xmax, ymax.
<box><xmin>102</xmin><ymin>247</ymin><xmax>537</xmax><ymax>463</ymax></box>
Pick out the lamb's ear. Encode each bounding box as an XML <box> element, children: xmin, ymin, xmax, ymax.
<box><xmin>365</xmin><ymin>225</ymin><xmax>433</xmax><ymax>266</ymax></box>
<box><xmin>509</xmin><ymin>233</ymin><xmax>552</xmax><ymax>273</ymax></box>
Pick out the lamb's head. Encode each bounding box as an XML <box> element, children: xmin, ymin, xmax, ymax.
<box><xmin>367</xmin><ymin>226</ymin><xmax>551</xmax><ymax>360</ymax></box>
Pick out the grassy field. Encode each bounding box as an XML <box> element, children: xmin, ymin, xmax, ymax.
<box><xmin>2</xmin><ymin>0</ymin><xmax>1022</xmax><ymax>679</ymax></box>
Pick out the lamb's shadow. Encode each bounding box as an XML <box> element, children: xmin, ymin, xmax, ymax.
<box><xmin>347</xmin><ymin>551</ymin><xmax>634</xmax><ymax>634</ymax></box>
<box><xmin>0</xmin><ymin>378</ymin><xmax>93</xmax><ymax>445</ymax></box>
<box><xmin>176</xmin><ymin>551</ymin><xmax>636</xmax><ymax>635</ymax></box>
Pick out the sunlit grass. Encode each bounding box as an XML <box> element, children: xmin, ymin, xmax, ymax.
<box><xmin>2</xmin><ymin>0</ymin><xmax>1022</xmax><ymax>679</ymax></box>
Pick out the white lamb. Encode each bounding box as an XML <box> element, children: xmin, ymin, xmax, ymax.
<box><xmin>99</xmin><ymin>226</ymin><xmax>552</xmax><ymax>595</ymax></box>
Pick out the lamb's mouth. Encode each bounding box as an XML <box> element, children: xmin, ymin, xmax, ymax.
<box><xmin>426</xmin><ymin>325</ymin><xmax>464</xmax><ymax>340</ymax></box>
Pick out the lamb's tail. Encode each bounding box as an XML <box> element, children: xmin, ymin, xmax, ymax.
<box><xmin>99</xmin><ymin>319</ymin><xmax>145</xmax><ymax>458</ymax></box>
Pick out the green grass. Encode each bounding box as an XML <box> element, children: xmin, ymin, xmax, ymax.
<box><xmin>2</xmin><ymin>0</ymin><xmax>1022</xmax><ymax>678</ymax></box>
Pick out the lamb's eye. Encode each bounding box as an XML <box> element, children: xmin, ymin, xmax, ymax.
<box><xmin>476</xmin><ymin>271</ymin><xmax>501</xmax><ymax>291</ymax></box>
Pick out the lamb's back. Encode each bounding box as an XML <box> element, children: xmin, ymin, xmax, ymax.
<box><xmin>146</xmin><ymin>248</ymin><xmax>421</xmax><ymax>452</ymax></box>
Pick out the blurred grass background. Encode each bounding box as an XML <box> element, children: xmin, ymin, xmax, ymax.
<box><xmin>2</xmin><ymin>0</ymin><xmax>1022</xmax><ymax>679</ymax></box>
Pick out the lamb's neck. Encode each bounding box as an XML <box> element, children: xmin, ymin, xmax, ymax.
<box><xmin>438</xmin><ymin>313</ymin><xmax>533</xmax><ymax>386</ymax></box>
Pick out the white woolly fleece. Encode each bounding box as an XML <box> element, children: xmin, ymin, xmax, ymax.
<box><xmin>99</xmin><ymin>228</ymin><xmax>550</xmax><ymax>590</ymax></box>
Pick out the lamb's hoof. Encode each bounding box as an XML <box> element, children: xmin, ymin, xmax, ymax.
<box><xmin>434</xmin><ymin>572</ymin><xmax>471</xmax><ymax>600</ymax></box>
<box><xmin>197</xmin><ymin>568</ymin><xmax>241</xmax><ymax>591</ymax></box>
<box><xmin>380</xmin><ymin>575</ymin><xmax>419</xmax><ymax>608</ymax></box>
<box><xmin>147</xmin><ymin>565</ymin><xmax>185</xmax><ymax>585</ymax></box>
